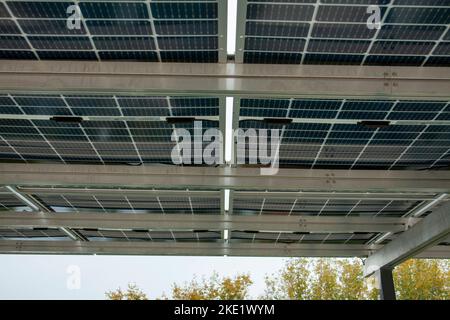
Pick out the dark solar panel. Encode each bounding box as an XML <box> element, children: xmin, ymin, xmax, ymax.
<box><xmin>0</xmin><ymin>227</ymin><xmax>70</xmax><ymax>240</ymax></box>
<box><xmin>239</xmin><ymin>0</ymin><xmax>450</xmax><ymax>66</ymax></box>
<box><xmin>238</xmin><ymin>98</ymin><xmax>450</xmax><ymax>170</ymax></box>
<box><xmin>0</xmin><ymin>0</ymin><xmax>224</xmax><ymax>62</ymax></box>
<box><xmin>32</xmin><ymin>191</ymin><xmax>222</xmax><ymax>214</ymax></box>
<box><xmin>0</xmin><ymin>93</ymin><xmax>220</xmax><ymax>165</ymax></box>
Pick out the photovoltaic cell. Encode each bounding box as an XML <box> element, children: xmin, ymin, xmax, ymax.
<box><xmin>240</xmin><ymin>0</ymin><xmax>450</xmax><ymax>66</ymax></box>
<box><xmin>0</xmin><ymin>0</ymin><xmax>223</xmax><ymax>62</ymax></box>
<box><xmin>238</xmin><ymin>98</ymin><xmax>450</xmax><ymax>170</ymax></box>
<box><xmin>0</xmin><ymin>93</ymin><xmax>220</xmax><ymax>165</ymax></box>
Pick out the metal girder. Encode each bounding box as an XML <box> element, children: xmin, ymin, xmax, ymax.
<box><xmin>0</xmin><ymin>241</ymin><xmax>379</xmax><ymax>257</ymax></box>
<box><xmin>0</xmin><ymin>240</ymin><xmax>447</xmax><ymax>258</ymax></box>
<box><xmin>0</xmin><ymin>212</ymin><xmax>418</xmax><ymax>233</ymax></box>
<box><xmin>2</xmin><ymin>164</ymin><xmax>450</xmax><ymax>193</ymax></box>
<box><xmin>16</xmin><ymin>187</ymin><xmax>436</xmax><ymax>201</ymax></box>
<box><xmin>0</xmin><ymin>61</ymin><xmax>449</xmax><ymax>100</ymax></box>
<box><xmin>364</xmin><ymin>201</ymin><xmax>450</xmax><ymax>276</ymax></box>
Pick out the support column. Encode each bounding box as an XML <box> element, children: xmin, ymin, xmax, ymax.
<box><xmin>375</xmin><ymin>268</ymin><xmax>396</xmax><ymax>300</ymax></box>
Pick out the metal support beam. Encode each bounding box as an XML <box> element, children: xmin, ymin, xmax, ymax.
<box><xmin>0</xmin><ymin>240</ymin><xmax>447</xmax><ymax>258</ymax></box>
<box><xmin>2</xmin><ymin>164</ymin><xmax>450</xmax><ymax>193</ymax></box>
<box><xmin>0</xmin><ymin>212</ymin><xmax>418</xmax><ymax>233</ymax></box>
<box><xmin>0</xmin><ymin>61</ymin><xmax>449</xmax><ymax>100</ymax></box>
<box><xmin>375</xmin><ymin>268</ymin><xmax>396</xmax><ymax>300</ymax></box>
<box><xmin>4</xmin><ymin>186</ymin><xmax>83</xmax><ymax>241</ymax></box>
<box><xmin>365</xmin><ymin>201</ymin><xmax>450</xmax><ymax>276</ymax></box>
<box><xmin>0</xmin><ymin>241</ymin><xmax>379</xmax><ymax>257</ymax></box>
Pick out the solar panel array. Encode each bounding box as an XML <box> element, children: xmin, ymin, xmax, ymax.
<box><xmin>230</xmin><ymin>231</ymin><xmax>376</xmax><ymax>244</ymax></box>
<box><xmin>32</xmin><ymin>191</ymin><xmax>222</xmax><ymax>214</ymax></box>
<box><xmin>238</xmin><ymin>98</ymin><xmax>450</xmax><ymax>170</ymax></box>
<box><xmin>238</xmin><ymin>0</ymin><xmax>450</xmax><ymax>65</ymax></box>
<box><xmin>233</xmin><ymin>194</ymin><xmax>422</xmax><ymax>217</ymax></box>
<box><xmin>0</xmin><ymin>0</ymin><xmax>225</xmax><ymax>62</ymax></box>
<box><xmin>0</xmin><ymin>94</ymin><xmax>219</xmax><ymax>164</ymax></box>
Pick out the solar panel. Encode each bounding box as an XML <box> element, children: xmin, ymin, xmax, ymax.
<box><xmin>230</xmin><ymin>231</ymin><xmax>376</xmax><ymax>245</ymax></box>
<box><xmin>0</xmin><ymin>187</ymin><xmax>33</xmax><ymax>212</ymax></box>
<box><xmin>0</xmin><ymin>0</ymin><xmax>226</xmax><ymax>62</ymax></box>
<box><xmin>237</xmin><ymin>0</ymin><xmax>450</xmax><ymax>66</ymax></box>
<box><xmin>0</xmin><ymin>94</ymin><xmax>220</xmax><ymax>165</ymax></box>
<box><xmin>0</xmin><ymin>227</ymin><xmax>71</xmax><ymax>240</ymax></box>
<box><xmin>238</xmin><ymin>98</ymin><xmax>450</xmax><ymax>170</ymax></box>
<box><xmin>232</xmin><ymin>192</ymin><xmax>423</xmax><ymax>217</ymax></box>
<box><xmin>32</xmin><ymin>190</ymin><xmax>222</xmax><ymax>214</ymax></box>
<box><xmin>76</xmin><ymin>228</ymin><xmax>221</xmax><ymax>242</ymax></box>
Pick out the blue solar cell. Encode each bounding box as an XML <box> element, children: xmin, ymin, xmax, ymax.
<box><xmin>98</xmin><ymin>51</ymin><xmax>158</xmax><ymax>61</ymax></box>
<box><xmin>158</xmin><ymin>36</ymin><xmax>217</xmax><ymax>50</ymax></box>
<box><xmin>343</xmin><ymin>100</ymin><xmax>394</xmax><ymax>111</ymax></box>
<box><xmin>424</xmin><ymin>56</ymin><xmax>450</xmax><ymax>67</ymax></box>
<box><xmin>378</xmin><ymin>25</ymin><xmax>446</xmax><ymax>41</ymax></box>
<box><xmin>0</xmin><ymin>20</ymin><xmax>20</xmax><ymax>34</ymax></box>
<box><xmin>247</xmin><ymin>4</ymin><xmax>315</xmax><ymax>21</ymax></box>
<box><xmin>151</xmin><ymin>2</ymin><xmax>217</xmax><ymax>19</ymax></box>
<box><xmin>0</xmin><ymin>2</ymin><xmax>10</xmax><ymax>17</ymax></box>
<box><xmin>79</xmin><ymin>2</ymin><xmax>149</xmax><ymax>19</ymax></box>
<box><xmin>307</xmin><ymin>39</ymin><xmax>370</xmax><ymax>53</ymax></box>
<box><xmin>246</xmin><ymin>21</ymin><xmax>310</xmax><ymax>38</ymax></box>
<box><xmin>364</xmin><ymin>55</ymin><xmax>426</xmax><ymax>66</ymax></box>
<box><xmin>316</xmin><ymin>5</ymin><xmax>388</xmax><ymax>23</ymax></box>
<box><xmin>93</xmin><ymin>36</ymin><xmax>156</xmax><ymax>50</ymax></box>
<box><xmin>370</xmin><ymin>41</ymin><xmax>435</xmax><ymax>55</ymax></box>
<box><xmin>86</xmin><ymin>20</ymin><xmax>152</xmax><ymax>36</ymax></box>
<box><xmin>434</xmin><ymin>42</ymin><xmax>450</xmax><ymax>55</ymax></box>
<box><xmin>245</xmin><ymin>37</ymin><xmax>305</xmax><ymax>52</ymax></box>
<box><xmin>29</xmin><ymin>36</ymin><xmax>92</xmax><ymax>50</ymax></box>
<box><xmin>303</xmin><ymin>54</ymin><xmax>364</xmax><ymax>65</ymax></box>
<box><xmin>160</xmin><ymin>51</ymin><xmax>217</xmax><ymax>63</ymax></box>
<box><xmin>0</xmin><ymin>35</ymin><xmax>30</xmax><ymax>49</ymax></box>
<box><xmin>160</xmin><ymin>20</ymin><xmax>217</xmax><ymax>36</ymax></box>
<box><xmin>37</xmin><ymin>51</ymin><xmax>97</xmax><ymax>60</ymax></box>
<box><xmin>385</xmin><ymin>8</ymin><xmax>450</xmax><ymax>24</ymax></box>
<box><xmin>0</xmin><ymin>50</ymin><xmax>36</xmax><ymax>59</ymax></box>
<box><xmin>312</xmin><ymin>23</ymin><xmax>375</xmax><ymax>39</ymax></box>
<box><xmin>19</xmin><ymin>19</ymin><xmax>86</xmax><ymax>35</ymax></box>
<box><xmin>7</xmin><ymin>1</ymin><xmax>75</xmax><ymax>18</ymax></box>
<box><xmin>244</xmin><ymin>52</ymin><xmax>302</xmax><ymax>64</ymax></box>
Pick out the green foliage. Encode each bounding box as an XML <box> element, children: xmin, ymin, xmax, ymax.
<box><xmin>171</xmin><ymin>273</ymin><xmax>253</xmax><ymax>300</ymax></box>
<box><xmin>106</xmin><ymin>259</ymin><xmax>450</xmax><ymax>300</ymax></box>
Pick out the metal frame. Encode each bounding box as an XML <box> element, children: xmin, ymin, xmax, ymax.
<box><xmin>0</xmin><ymin>212</ymin><xmax>419</xmax><ymax>233</ymax></box>
<box><xmin>0</xmin><ymin>61</ymin><xmax>449</xmax><ymax>100</ymax></box>
<box><xmin>2</xmin><ymin>164</ymin><xmax>450</xmax><ymax>193</ymax></box>
<box><xmin>0</xmin><ymin>240</ymin><xmax>447</xmax><ymax>258</ymax></box>
<box><xmin>365</xmin><ymin>201</ymin><xmax>450</xmax><ymax>276</ymax></box>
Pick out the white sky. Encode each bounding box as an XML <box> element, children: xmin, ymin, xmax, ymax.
<box><xmin>0</xmin><ymin>255</ymin><xmax>288</xmax><ymax>299</ymax></box>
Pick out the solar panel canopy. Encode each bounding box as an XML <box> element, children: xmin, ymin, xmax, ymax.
<box><xmin>0</xmin><ymin>0</ymin><xmax>449</xmax><ymax>265</ymax></box>
<box><xmin>237</xmin><ymin>0</ymin><xmax>450</xmax><ymax>65</ymax></box>
<box><xmin>0</xmin><ymin>0</ymin><xmax>226</xmax><ymax>62</ymax></box>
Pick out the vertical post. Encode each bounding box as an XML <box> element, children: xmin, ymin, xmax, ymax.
<box><xmin>375</xmin><ymin>268</ymin><xmax>396</xmax><ymax>300</ymax></box>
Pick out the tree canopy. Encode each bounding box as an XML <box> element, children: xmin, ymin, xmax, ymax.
<box><xmin>106</xmin><ymin>258</ymin><xmax>449</xmax><ymax>300</ymax></box>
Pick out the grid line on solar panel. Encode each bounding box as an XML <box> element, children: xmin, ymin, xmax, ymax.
<box><xmin>0</xmin><ymin>93</ymin><xmax>220</xmax><ymax>164</ymax></box>
<box><xmin>0</xmin><ymin>0</ymin><xmax>222</xmax><ymax>62</ymax></box>
<box><xmin>238</xmin><ymin>97</ymin><xmax>450</xmax><ymax>170</ymax></box>
<box><xmin>240</xmin><ymin>0</ymin><xmax>450</xmax><ymax>65</ymax></box>
<box><xmin>32</xmin><ymin>191</ymin><xmax>222</xmax><ymax>214</ymax></box>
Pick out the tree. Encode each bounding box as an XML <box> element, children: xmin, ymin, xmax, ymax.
<box><xmin>171</xmin><ymin>273</ymin><xmax>253</xmax><ymax>300</ymax></box>
<box><xmin>393</xmin><ymin>259</ymin><xmax>449</xmax><ymax>300</ymax></box>
<box><xmin>106</xmin><ymin>283</ymin><xmax>148</xmax><ymax>300</ymax></box>
<box><xmin>262</xmin><ymin>258</ymin><xmax>371</xmax><ymax>300</ymax></box>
